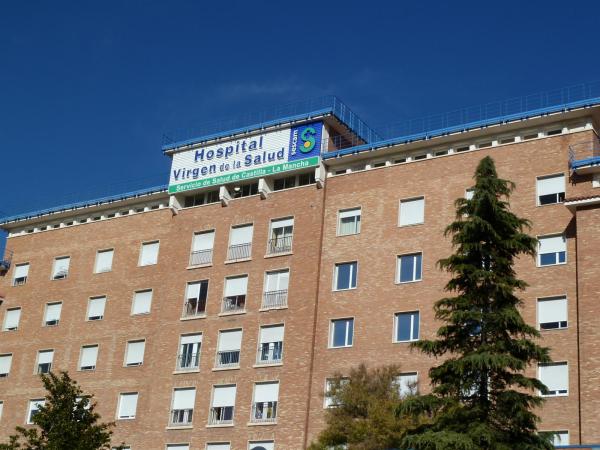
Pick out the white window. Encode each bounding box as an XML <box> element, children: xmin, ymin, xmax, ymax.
<box><xmin>396</xmin><ymin>372</ymin><xmax>418</xmax><ymax>398</ymax></box>
<box><xmin>117</xmin><ymin>393</ymin><xmax>138</xmax><ymax>419</ymax></box>
<box><xmin>395</xmin><ymin>311</ymin><xmax>420</xmax><ymax>342</ymax></box>
<box><xmin>334</xmin><ymin>262</ymin><xmax>357</xmax><ymax>290</ymax></box>
<box><xmin>27</xmin><ymin>399</ymin><xmax>45</xmax><ymax>424</ymax></box>
<box><xmin>190</xmin><ymin>230</ymin><xmax>215</xmax><ymax>265</ymax></box>
<box><xmin>251</xmin><ymin>382</ymin><xmax>279</xmax><ymax>423</ymax></box>
<box><xmin>397</xmin><ymin>253</ymin><xmax>422</xmax><ymax>283</ymax></box>
<box><xmin>249</xmin><ymin>441</ymin><xmax>274</xmax><ymax>450</ymax></box>
<box><xmin>166</xmin><ymin>445</ymin><xmax>190</xmax><ymax>450</ymax></box>
<box><xmin>79</xmin><ymin>345</ymin><xmax>99</xmax><ymax>371</ymax></box>
<box><xmin>537</xmin><ymin>174</ymin><xmax>565</xmax><ymax>205</ymax></box>
<box><xmin>51</xmin><ymin>257</ymin><xmax>70</xmax><ymax>280</ymax></box>
<box><xmin>94</xmin><ymin>249</ymin><xmax>114</xmax><ymax>273</ymax></box>
<box><xmin>44</xmin><ymin>302</ymin><xmax>62</xmax><ymax>326</ymax></box>
<box><xmin>550</xmin><ymin>431</ymin><xmax>569</xmax><ymax>446</ymax></box>
<box><xmin>206</xmin><ymin>444</ymin><xmax>231</xmax><ymax>450</ymax></box>
<box><xmin>131</xmin><ymin>290</ymin><xmax>152</xmax><ymax>315</ymax></box>
<box><xmin>209</xmin><ymin>385</ymin><xmax>236</xmax><ymax>425</ymax></box>
<box><xmin>227</xmin><ymin>224</ymin><xmax>253</xmax><ymax>260</ymax></box>
<box><xmin>216</xmin><ymin>329</ymin><xmax>242</xmax><ymax>368</ymax></box>
<box><xmin>324</xmin><ymin>378</ymin><xmax>349</xmax><ymax>408</ymax></box>
<box><xmin>268</xmin><ymin>218</ymin><xmax>294</xmax><ymax>254</ymax></box>
<box><xmin>257</xmin><ymin>325</ymin><xmax>284</xmax><ymax>364</ymax></box>
<box><xmin>3</xmin><ymin>308</ymin><xmax>21</xmax><ymax>331</ymax></box>
<box><xmin>87</xmin><ymin>296</ymin><xmax>106</xmax><ymax>321</ymax></box>
<box><xmin>263</xmin><ymin>270</ymin><xmax>289</xmax><ymax>300</ymax></box>
<box><xmin>538</xmin><ymin>296</ymin><xmax>567</xmax><ymax>330</ymax></box>
<box><xmin>399</xmin><ymin>197</ymin><xmax>425</xmax><ymax>226</ymax></box>
<box><xmin>125</xmin><ymin>340</ymin><xmax>145</xmax><ymax>367</ymax></box>
<box><xmin>465</xmin><ymin>189</ymin><xmax>474</xmax><ymax>200</ymax></box>
<box><xmin>0</xmin><ymin>354</ymin><xmax>12</xmax><ymax>377</ymax></box>
<box><xmin>139</xmin><ymin>241</ymin><xmax>160</xmax><ymax>266</ymax></box>
<box><xmin>178</xmin><ymin>334</ymin><xmax>202</xmax><ymax>371</ymax></box>
<box><xmin>539</xmin><ymin>362</ymin><xmax>568</xmax><ymax>396</ymax></box>
<box><xmin>183</xmin><ymin>280</ymin><xmax>208</xmax><ymax>317</ymax></box>
<box><xmin>36</xmin><ymin>350</ymin><xmax>54</xmax><ymax>374</ymax></box>
<box><xmin>338</xmin><ymin>207</ymin><xmax>361</xmax><ymax>236</ymax></box>
<box><xmin>170</xmin><ymin>388</ymin><xmax>196</xmax><ymax>426</ymax></box>
<box><xmin>13</xmin><ymin>263</ymin><xmax>29</xmax><ymax>286</ymax></box>
<box><xmin>538</xmin><ymin>235</ymin><xmax>566</xmax><ymax>266</ymax></box>
<box><xmin>223</xmin><ymin>276</ymin><xmax>248</xmax><ymax>313</ymax></box>
<box><xmin>330</xmin><ymin>318</ymin><xmax>354</xmax><ymax>348</ymax></box>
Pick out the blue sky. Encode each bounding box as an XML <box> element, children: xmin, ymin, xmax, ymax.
<box><xmin>1</xmin><ymin>0</ymin><xmax>599</xmax><ymax>253</ymax></box>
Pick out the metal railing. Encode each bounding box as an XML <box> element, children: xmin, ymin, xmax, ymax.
<box><xmin>256</xmin><ymin>342</ymin><xmax>283</xmax><ymax>365</ymax></box>
<box><xmin>568</xmin><ymin>137</ymin><xmax>600</xmax><ymax>170</ymax></box>
<box><xmin>267</xmin><ymin>236</ymin><xmax>293</xmax><ymax>254</ymax></box>
<box><xmin>170</xmin><ymin>408</ymin><xmax>193</xmax><ymax>426</ymax></box>
<box><xmin>221</xmin><ymin>295</ymin><xmax>246</xmax><ymax>313</ymax></box>
<box><xmin>13</xmin><ymin>276</ymin><xmax>27</xmax><ymax>286</ymax></box>
<box><xmin>208</xmin><ymin>406</ymin><xmax>234</xmax><ymax>425</ymax></box>
<box><xmin>0</xmin><ymin>250</ymin><xmax>13</xmax><ymax>272</ymax></box>
<box><xmin>176</xmin><ymin>352</ymin><xmax>200</xmax><ymax>371</ymax></box>
<box><xmin>189</xmin><ymin>249</ymin><xmax>213</xmax><ymax>266</ymax></box>
<box><xmin>251</xmin><ymin>401</ymin><xmax>278</xmax><ymax>423</ymax></box>
<box><xmin>182</xmin><ymin>298</ymin><xmax>206</xmax><ymax>317</ymax></box>
<box><xmin>226</xmin><ymin>243</ymin><xmax>252</xmax><ymax>261</ymax></box>
<box><xmin>215</xmin><ymin>350</ymin><xmax>240</xmax><ymax>368</ymax></box>
<box><xmin>262</xmin><ymin>290</ymin><xmax>288</xmax><ymax>309</ymax></box>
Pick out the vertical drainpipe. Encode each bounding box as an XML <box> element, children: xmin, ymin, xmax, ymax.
<box><xmin>574</xmin><ymin>208</ymin><xmax>583</xmax><ymax>444</ymax></box>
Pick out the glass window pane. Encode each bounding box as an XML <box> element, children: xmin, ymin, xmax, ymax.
<box><xmin>336</xmin><ymin>264</ymin><xmax>351</xmax><ymax>290</ymax></box>
<box><xmin>400</xmin><ymin>256</ymin><xmax>415</xmax><ymax>282</ymax></box>
<box><xmin>415</xmin><ymin>254</ymin><xmax>422</xmax><ymax>280</ymax></box>
<box><xmin>396</xmin><ymin>313</ymin><xmax>412</xmax><ymax>341</ymax></box>
<box><xmin>333</xmin><ymin>321</ymin><xmax>347</xmax><ymax>347</ymax></box>
<box><xmin>412</xmin><ymin>312</ymin><xmax>420</xmax><ymax>339</ymax></box>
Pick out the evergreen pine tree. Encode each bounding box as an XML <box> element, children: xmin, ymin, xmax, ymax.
<box><xmin>401</xmin><ymin>156</ymin><xmax>553</xmax><ymax>450</ymax></box>
<box><xmin>0</xmin><ymin>371</ymin><xmax>124</xmax><ymax>450</ymax></box>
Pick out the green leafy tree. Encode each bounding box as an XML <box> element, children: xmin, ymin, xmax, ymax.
<box><xmin>309</xmin><ymin>364</ymin><xmax>423</xmax><ymax>450</ymax></box>
<box><xmin>0</xmin><ymin>371</ymin><xmax>124</xmax><ymax>450</ymax></box>
<box><xmin>400</xmin><ymin>156</ymin><xmax>553</xmax><ymax>450</ymax></box>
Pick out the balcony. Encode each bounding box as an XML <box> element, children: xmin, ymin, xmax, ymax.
<box><xmin>170</xmin><ymin>408</ymin><xmax>193</xmax><ymax>426</ymax></box>
<box><xmin>176</xmin><ymin>352</ymin><xmax>200</xmax><ymax>371</ymax></box>
<box><xmin>569</xmin><ymin>139</ymin><xmax>600</xmax><ymax>175</ymax></box>
<box><xmin>0</xmin><ymin>250</ymin><xmax>13</xmax><ymax>274</ymax></box>
<box><xmin>226</xmin><ymin>242</ymin><xmax>252</xmax><ymax>261</ymax></box>
<box><xmin>221</xmin><ymin>295</ymin><xmax>246</xmax><ymax>314</ymax></box>
<box><xmin>267</xmin><ymin>235</ymin><xmax>293</xmax><ymax>255</ymax></box>
<box><xmin>256</xmin><ymin>342</ymin><xmax>283</xmax><ymax>365</ymax></box>
<box><xmin>251</xmin><ymin>401</ymin><xmax>278</xmax><ymax>424</ymax></box>
<box><xmin>182</xmin><ymin>298</ymin><xmax>206</xmax><ymax>318</ymax></box>
<box><xmin>215</xmin><ymin>350</ymin><xmax>240</xmax><ymax>369</ymax></box>
<box><xmin>262</xmin><ymin>290</ymin><xmax>288</xmax><ymax>309</ymax></box>
<box><xmin>208</xmin><ymin>406</ymin><xmax>234</xmax><ymax>426</ymax></box>
<box><xmin>189</xmin><ymin>249</ymin><xmax>213</xmax><ymax>266</ymax></box>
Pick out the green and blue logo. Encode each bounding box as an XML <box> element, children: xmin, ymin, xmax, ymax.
<box><xmin>288</xmin><ymin>121</ymin><xmax>322</xmax><ymax>162</ymax></box>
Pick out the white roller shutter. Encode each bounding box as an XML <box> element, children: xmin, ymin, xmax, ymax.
<box><xmin>166</xmin><ymin>446</ymin><xmax>189</xmax><ymax>450</ymax></box>
<box><xmin>4</xmin><ymin>309</ymin><xmax>21</xmax><ymax>330</ymax></box>
<box><xmin>400</xmin><ymin>198</ymin><xmax>425</xmax><ymax>226</ymax></box>
<box><xmin>181</xmin><ymin>334</ymin><xmax>202</xmax><ymax>345</ymax></box>
<box><xmin>125</xmin><ymin>341</ymin><xmax>145</xmax><ymax>365</ymax></box>
<box><xmin>539</xmin><ymin>235</ymin><xmax>566</xmax><ymax>254</ymax></box>
<box><xmin>212</xmin><ymin>385</ymin><xmax>236</xmax><ymax>407</ymax></box>
<box><xmin>94</xmin><ymin>250</ymin><xmax>114</xmax><ymax>273</ymax></box>
<box><xmin>218</xmin><ymin>330</ymin><xmax>242</xmax><ymax>351</ymax></box>
<box><xmin>271</xmin><ymin>218</ymin><xmax>293</xmax><ymax>228</ymax></box>
<box><xmin>259</xmin><ymin>325</ymin><xmax>284</xmax><ymax>343</ymax></box>
<box><xmin>398</xmin><ymin>373</ymin><xmax>418</xmax><ymax>396</ymax></box>
<box><xmin>132</xmin><ymin>290</ymin><xmax>152</xmax><ymax>315</ymax></box>
<box><xmin>250</xmin><ymin>442</ymin><xmax>274</xmax><ymax>450</ymax></box>
<box><xmin>265</xmin><ymin>271</ymin><xmax>289</xmax><ymax>292</ymax></box>
<box><xmin>229</xmin><ymin>225</ymin><xmax>253</xmax><ymax>245</ymax></box>
<box><xmin>172</xmin><ymin>388</ymin><xmax>196</xmax><ymax>410</ymax></box>
<box><xmin>38</xmin><ymin>350</ymin><xmax>53</xmax><ymax>364</ymax></box>
<box><xmin>540</xmin><ymin>363</ymin><xmax>568</xmax><ymax>393</ymax></box>
<box><xmin>14</xmin><ymin>264</ymin><xmax>29</xmax><ymax>279</ymax></box>
<box><xmin>253</xmin><ymin>382</ymin><xmax>279</xmax><ymax>403</ymax></box>
<box><xmin>206</xmin><ymin>445</ymin><xmax>230</xmax><ymax>450</ymax></box>
<box><xmin>45</xmin><ymin>303</ymin><xmax>62</xmax><ymax>322</ymax></box>
<box><xmin>192</xmin><ymin>231</ymin><xmax>215</xmax><ymax>251</ymax></box>
<box><xmin>538</xmin><ymin>175</ymin><xmax>565</xmax><ymax>196</ymax></box>
<box><xmin>88</xmin><ymin>297</ymin><xmax>106</xmax><ymax>319</ymax></box>
<box><xmin>225</xmin><ymin>276</ymin><xmax>248</xmax><ymax>296</ymax></box>
<box><xmin>139</xmin><ymin>242</ymin><xmax>159</xmax><ymax>265</ymax></box>
<box><xmin>538</xmin><ymin>297</ymin><xmax>567</xmax><ymax>324</ymax></box>
<box><xmin>118</xmin><ymin>393</ymin><xmax>138</xmax><ymax>418</ymax></box>
<box><xmin>0</xmin><ymin>355</ymin><xmax>12</xmax><ymax>374</ymax></box>
<box><xmin>80</xmin><ymin>346</ymin><xmax>98</xmax><ymax>369</ymax></box>
<box><xmin>52</xmin><ymin>257</ymin><xmax>70</xmax><ymax>278</ymax></box>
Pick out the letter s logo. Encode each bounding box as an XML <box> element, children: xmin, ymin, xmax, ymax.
<box><xmin>300</xmin><ymin>127</ymin><xmax>316</xmax><ymax>153</ymax></box>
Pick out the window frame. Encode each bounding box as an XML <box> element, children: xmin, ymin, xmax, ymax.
<box><xmin>78</xmin><ymin>344</ymin><xmax>99</xmax><ymax>371</ymax></box>
<box><xmin>86</xmin><ymin>295</ymin><xmax>107</xmax><ymax>321</ymax></box>
<box><xmin>394</xmin><ymin>311</ymin><xmax>420</xmax><ymax>343</ymax></box>
<box><xmin>337</xmin><ymin>207</ymin><xmax>362</xmax><ymax>236</ymax></box>
<box><xmin>333</xmin><ymin>261</ymin><xmax>358</xmax><ymax>291</ymax></box>
<box><xmin>51</xmin><ymin>256</ymin><xmax>70</xmax><ymax>280</ymax></box>
<box><xmin>124</xmin><ymin>339</ymin><xmax>146</xmax><ymax>367</ymax></box>
<box><xmin>131</xmin><ymin>289</ymin><xmax>153</xmax><ymax>316</ymax></box>
<box><xmin>537</xmin><ymin>295</ymin><xmax>568</xmax><ymax>331</ymax></box>
<box><xmin>2</xmin><ymin>307</ymin><xmax>21</xmax><ymax>332</ymax></box>
<box><xmin>117</xmin><ymin>392</ymin><xmax>139</xmax><ymax>420</ymax></box>
<box><xmin>94</xmin><ymin>248</ymin><xmax>115</xmax><ymax>274</ymax></box>
<box><xmin>538</xmin><ymin>361</ymin><xmax>569</xmax><ymax>397</ymax></box>
<box><xmin>43</xmin><ymin>301</ymin><xmax>63</xmax><ymax>327</ymax></box>
<box><xmin>138</xmin><ymin>240</ymin><xmax>160</xmax><ymax>267</ymax></box>
<box><xmin>398</xmin><ymin>196</ymin><xmax>425</xmax><ymax>227</ymax></box>
<box><xmin>329</xmin><ymin>317</ymin><xmax>355</xmax><ymax>348</ymax></box>
<box><xmin>396</xmin><ymin>252</ymin><xmax>423</xmax><ymax>284</ymax></box>
<box><xmin>536</xmin><ymin>173</ymin><xmax>566</xmax><ymax>207</ymax></box>
<box><xmin>537</xmin><ymin>234</ymin><xmax>567</xmax><ymax>267</ymax></box>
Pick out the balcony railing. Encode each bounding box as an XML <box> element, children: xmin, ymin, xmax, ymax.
<box><xmin>222</xmin><ymin>295</ymin><xmax>246</xmax><ymax>313</ymax></box>
<box><xmin>256</xmin><ymin>342</ymin><xmax>283</xmax><ymax>365</ymax></box>
<box><xmin>0</xmin><ymin>250</ymin><xmax>13</xmax><ymax>273</ymax></box>
<box><xmin>170</xmin><ymin>408</ymin><xmax>193</xmax><ymax>426</ymax></box>
<box><xmin>189</xmin><ymin>249</ymin><xmax>213</xmax><ymax>266</ymax></box>
<box><xmin>183</xmin><ymin>298</ymin><xmax>206</xmax><ymax>317</ymax></box>
<box><xmin>215</xmin><ymin>350</ymin><xmax>240</xmax><ymax>368</ymax></box>
<box><xmin>208</xmin><ymin>406</ymin><xmax>234</xmax><ymax>425</ymax></box>
<box><xmin>262</xmin><ymin>290</ymin><xmax>288</xmax><ymax>309</ymax></box>
<box><xmin>267</xmin><ymin>235</ymin><xmax>293</xmax><ymax>254</ymax></box>
<box><xmin>176</xmin><ymin>352</ymin><xmax>200</xmax><ymax>371</ymax></box>
<box><xmin>251</xmin><ymin>401</ymin><xmax>278</xmax><ymax>423</ymax></box>
<box><xmin>226</xmin><ymin>242</ymin><xmax>252</xmax><ymax>261</ymax></box>
<box><xmin>569</xmin><ymin>138</ymin><xmax>600</xmax><ymax>174</ymax></box>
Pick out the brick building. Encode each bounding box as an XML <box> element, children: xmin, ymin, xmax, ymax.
<box><xmin>1</xmin><ymin>89</ymin><xmax>600</xmax><ymax>449</ymax></box>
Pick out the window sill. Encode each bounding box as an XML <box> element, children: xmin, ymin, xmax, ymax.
<box><xmin>218</xmin><ymin>310</ymin><xmax>246</xmax><ymax>317</ymax></box>
<box><xmin>186</xmin><ymin>263</ymin><xmax>213</xmax><ymax>270</ymax></box>
<box><xmin>212</xmin><ymin>366</ymin><xmax>241</xmax><ymax>372</ymax></box>
<box><xmin>537</xmin><ymin>262</ymin><xmax>567</xmax><ymax>268</ymax></box>
<box><xmin>224</xmin><ymin>257</ymin><xmax>252</xmax><ymax>264</ymax></box>
<box><xmin>328</xmin><ymin>345</ymin><xmax>353</xmax><ymax>349</ymax></box>
<box><xmin>264</xmin><ymin>251</ymin><xmax>293</xmax><ymax>259</ymax></box>
<box><xmin>395</xmin><ymin>279</ymin><xmax>423</xmax><ymax>285</ymax></box>
<box><xmin>165</xmin><ymin>425</ymin><xmax>193</xmax><ymax>430</ymax></box>
<box><xmin>398</xmin><ymin>222</ymin><xmax>424</xmax><ymax>228</ymax></box>
<box><xmin>259</xmin><ymin>306</ymin><xmax>288</xmax><ymax>312</ymax></box>
<box><xmin>247</xmin><ymin>421</ymin><xmax>277</xmax><ymax>426</ymax></box>
<box><xmin>393</xmin><ymin>339</ymin><xmax>419</xmax><ymax>344</ymax></box>
<box><xmin>536</xmin><ymin>202</ymin><xmax>564</xmax><ymax>208</ymax></box>
<box><xmin>206</xmin><ymin>423</ymin><xmax>234</xmax><ymax>428</ymax></box>
<box><xmin>180</xmin><ymin>315</ymin><xmax>207</xmax><ymax>321</ymax></box>
<box><xmin>332</xmin><ymin>287</ymin><xmax>357</xmax><ymax>292</ymax></box>
<box><xmin>173</xmin><ymin>369</ymin><xmax>200</xmax><ymax>375</ymax></box>
<box><xmin>336</xmin><ymin>232</ymin><xmax>360</xmax><ymax>237</ymax></box>
<box><xmin>253</xmin><ymin>362</ymin><xmax>283</xmax><ymax>368</ymax></box>
<box><xmin>131</xmin><ymin>312</ymin><xmax>151</xmax><ymax>318</ymax></box>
